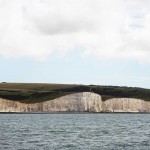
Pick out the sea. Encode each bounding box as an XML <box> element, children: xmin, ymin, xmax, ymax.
<box><xmin>0</xmin><ymin>113</ymin><xmax>150</xmax><ymax>150</ymax></box>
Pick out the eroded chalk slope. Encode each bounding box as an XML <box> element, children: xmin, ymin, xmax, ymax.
<box><xmin>0</xmin><ymin>92</ymin><xmax>150</xmax><ymax>112</ymax></box>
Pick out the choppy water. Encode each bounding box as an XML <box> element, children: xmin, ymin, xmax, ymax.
<box><xmin>0</xmin><ymin>113</ymin><xmax>150</xmax><ymax>150</ymax></box>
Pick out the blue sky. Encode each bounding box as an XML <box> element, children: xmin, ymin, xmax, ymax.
<box><xmin>0</xmin><ymin>0</ymin><xmax>150</xmax><ymax>88</ymax></box>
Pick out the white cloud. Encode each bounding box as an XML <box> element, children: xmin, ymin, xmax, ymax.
<box><xmin>121</xmin><ymin>0</ymin><xmax>150</xmax><ymax>62</ymax></box>
<box><xmin>0</xmin><ymin>0</ymin><xmax>150</xmax><ymax>62</ymax></box>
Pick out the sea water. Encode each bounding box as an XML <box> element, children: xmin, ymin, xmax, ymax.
<box><xmin>0</xmin><ymin>113</ymin><xmax>150</xmax><ymax>150</ymax></box>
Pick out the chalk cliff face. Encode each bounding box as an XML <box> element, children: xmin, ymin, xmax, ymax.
<box><xmin>0</xmin><ymin>92</ymin><xmax>150</xmax><ymax>112</ymax></box>
<box><xmin>0</xmin><ymin>92</ymin><xmax>102</xmax><ymax>112</ymax></box>
<box><xmin>102</xmin><ymin>98</ymin><xmax>150</xmax><ymax>112</ymax></box>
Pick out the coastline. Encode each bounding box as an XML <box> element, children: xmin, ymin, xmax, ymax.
<box><xmin>0</xmin><ymin>111</ymin><xmax>150</xmax><ymax>114</ymax></box>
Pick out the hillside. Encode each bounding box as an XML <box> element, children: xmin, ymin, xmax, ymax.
<box><xmin>0</xmin><ymin>83</ymin><xmax>150</xmax><ymax>103</ymax></box>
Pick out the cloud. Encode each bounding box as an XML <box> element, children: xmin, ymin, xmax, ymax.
<box><xmin>0</xmin><ymin>0</ymin><xmax>150</xmax><ymax>62</ymax></box>
<box><xmin>120</xmin><ymin>0</ymin><xmax>150</xmax><ymax>62</ymax></box>
<box><xmin>29</xmin><ymin>0</ymin><xmax>97</xmax><ymax>35</ymax></box>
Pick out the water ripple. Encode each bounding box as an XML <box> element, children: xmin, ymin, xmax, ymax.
<box><xmin>0</xmin><ymin>114</ymin><xmax>150</xmax><ymax>150</ymax></box>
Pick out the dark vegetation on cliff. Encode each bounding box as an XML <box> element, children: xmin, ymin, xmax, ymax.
<box><xmin>0</xmin><ymin>83</ymin><xmax>150</xmax><ymax>103</ymax></box>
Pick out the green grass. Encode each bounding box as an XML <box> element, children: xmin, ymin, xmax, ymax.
<box><xmin>0</xmin><ymin>83</ymin><xmax>150</xmax><ymax>103</ymax></box>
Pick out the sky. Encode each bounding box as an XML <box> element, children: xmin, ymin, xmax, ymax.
<box><xmin>0</xmin><ymin>0</ymin><xmax>150</xmax><ymax>88</ymax></box>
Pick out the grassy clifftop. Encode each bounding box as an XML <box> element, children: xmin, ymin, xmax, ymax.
<box><xmin>0</xmin><ymin>83</ymin><xmax>150</xmax><ymax>103</ymax></box>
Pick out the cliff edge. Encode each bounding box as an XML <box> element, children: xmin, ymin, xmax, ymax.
<box><xmin>0</xmin><ymin>92</ymin><xmax>150</xmax><ymax>112</ymax></box>
<box><xmin>0</xmin><ymin>92</ymin><xmax>102</xmax><ymax>112</ymax></box>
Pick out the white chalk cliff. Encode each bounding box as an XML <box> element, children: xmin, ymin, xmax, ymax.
<box><xmin>0</xmin><ymin>92</ymin><xmax>150</xmax><ymax>112</ymax></box>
